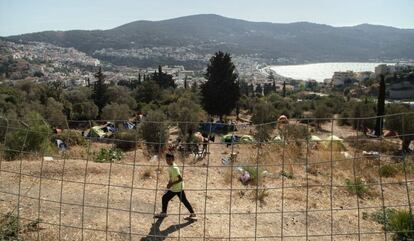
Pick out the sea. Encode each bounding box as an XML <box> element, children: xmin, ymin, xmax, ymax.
<box><xmin>269</xmin><ymin>62</ymin><xmax>394</xmax><ymax>82</ymax></box>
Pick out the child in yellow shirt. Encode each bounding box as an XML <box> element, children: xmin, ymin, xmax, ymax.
<box><xmin>154</xmin><ymin>153</ymin><xmax>196</xmax><ymax>220</ymax></box>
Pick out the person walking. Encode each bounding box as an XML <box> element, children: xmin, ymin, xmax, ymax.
<box><xmin>154</xmin><ymin>153</ymin><xmax>196</xmax><ymax>220</ymax></box>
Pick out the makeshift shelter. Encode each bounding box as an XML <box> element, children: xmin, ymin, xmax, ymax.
<box><xmin>84</xmin><ymin>122</ymin><xmax>116</xmax><ymax>139</ymax></box>
<box><xmin>321</xmin><ymin>135</ymin><xmax>347</xmax><ymax>151</ymax></box>
<box><xmin>384</xmin><ymin>130</ymin><xmax>398</xmax><ymax>138</ymax></box>
<box><xmin>273</xmin><ymin>135</ymin><xmax>285</xmax><ymax>144</ymax></box>
<box><xmin>222</xmin><ymin>134</ymin><xmax>238</xmax><ymax>143</ymax></box>
<box><xmin>309</xmin><ymin>135</ymin><xmax>322</xmax><ymax>149</ymax></box>
<box><xmin>240</xmin><ymin>135</ymin><xmax>255</xmax><ymax>143</ymax></box>
<box><xmin>123</xmin><ymin>122</ymin><xmax>136</xmax><ymax>130</ymax></box>
<box><xmin>56</xmin><ymin>139</ymin><xmax>67</xmax><ymax>151</ymax></box>
<box><xmin>86</xmin><ymin>126</ymin><xmax>106</xmax><ymax>138</ymax></box>
<box><xmin>221</xmin><ymin>134</ymin><xmax>242</xmax><ymax>147</ymax></box>
<box><xmin>277</xmin><ymin>115</ymin><xmax>289</xmax><ymax>124</ymax></box>
<box><xmin>200</xmin><ymin>122</ymin><xmax>236</xmax><ymax>133</ymax></box>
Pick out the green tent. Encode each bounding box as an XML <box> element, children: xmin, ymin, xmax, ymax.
<box><xmin>222</xmin><ymin>134</ymin><xmax>235</xmax><ymax>143</ymax></box>
<box><xmin>321</xmin><ymin>135</ymin><xmax>346</xmax><ymax>151</ymax></box>
<box><xmin>240</xmin><ymin>135</ymin><xmax>255</xmax><ymax>143</ymax></box>
<box><xmin>87</xmin><ymin>126</ymin><xmax>106</xmax><ymax>138</ymax></box>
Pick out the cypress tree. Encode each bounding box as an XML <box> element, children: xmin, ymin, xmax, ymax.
<box><xmin>201</xmin><ymin>51</ymin><xmax>240</xmax><ymax>120</ymax></box>
<box><xmin>374</xmin><ymin>75</ymin><xmax>386</xmax><ymax>136</ymax></box>
<box><xmin>92</xmin><ymin>67</ymin><xmax>108</xmax><ymax>118</ymax></box>
<box><xmin>184</xmin><ymin>75</ymin><xmax>188</xmax><ymax>89</ymax></box>
<box><xmin>255</xmin><ymin>84</ymin><xmax>263</xmax><ymax>96</ymax></box>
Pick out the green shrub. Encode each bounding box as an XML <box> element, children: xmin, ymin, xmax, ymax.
<box><xmin>0</xmin><ymin>212</ymin><xmax>41</xmax><ymax>240</ymax></box>
<box><xmin>282</xmin><ymin>124</ymin><xmax>310</xmax><ymax>140</ymax></box>
<box><xmin>380</xmin><ymin>164</ymin><xmax>399</xmax><ymax>178</ymax></box>
<box><xmin>280</xmin><ymin>170</ymin><xmax>294</xmax><ymax>179</ymax></box>
<box><xmin>255</xmin><ymin>125</ymin><xmax>273</xmax><ymax>142</ymax></box>
<box><xmin>95</xmin><ymin>148</ymin><xmax>123</xmax><ymax>163</ymax></box>
<box><xmin>0</xmin><ymin>212</ymin><xmax>19</xmax><ymax>240</ymax></box>
<box><xmin>255</xmin><ymin>189</ymin><xmax>269</xmax><ymax>206</ymax></box>
<box><xmin>101</xmin><ymin>103</ymin><xmax>133</xmax><ymax>121</ymax></box>
<box><xmin>345</xmin><ymin>177</ymin><xmax>368</xmax><ymax>198</ymax></box>
<box><xmin>52</xmin><ymin>129</ymin><xmax>85</xmax><ymax>147</ymax></box>
<box><xmin>113</xmin><ymin>130</ymin><xmax>137</xmax><ymax>151</ymax></box>
<box><xmin>251</xmin><ymin>100</ymin><xmax>276</xmax><ymax>142</ymax></box>
<box><xmin>243</xmin><ymin>165</ymin><xmax>264</xmax><ymax>185</ymax></box>
<box><xmin>351</xmin><ymin>102</ymin><xmax>376</xmax><ymax>130</ymax></box>
<box><xmin>139</xmin><ymin>110</ymin><xmax>169</xmax><ymax>153</ymax></box>
<box><xmin>389</xmin><ymin>210</ymin><xmax>414</xmax><ymax>241</ymax></box>
<box><xmin>371</xmin><ymin>208</ymin><xmax>414</xmax><ymax>240</ymax></box>
<box><xmin>371</xmin><ymin>208</ymin><xmax>397</xmax><ymax>228</ymax></box>
<box><xmin>4</xmin><ymin>112</ymin><xmax>52</xmax><ymax>160</ymax></box>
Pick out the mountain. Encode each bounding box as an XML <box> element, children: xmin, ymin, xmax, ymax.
<box><xmin>5</xmin><ymin>14</ymin><xmax>414</xmax><ymax>64</ymax></box>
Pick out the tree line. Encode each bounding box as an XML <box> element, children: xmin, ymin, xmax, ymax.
<box><xmin>0</xmin><ymin>51</ymin><xmax>413</xmax><ymax>153</ymax></box>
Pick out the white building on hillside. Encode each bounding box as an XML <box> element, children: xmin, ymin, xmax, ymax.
<box><xmin>332</xmin><ymin>71</ymin><xmax>356</xmax><ymax>87</ymax></box>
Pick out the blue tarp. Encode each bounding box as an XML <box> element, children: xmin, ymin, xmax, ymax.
<box><xmin>123</xmin><ymin>122</ymin><xmax>136</xmax><ymax>129</ymax></box>
<box><xmin>199</xmin><ymin>122</ymin><xmax>236</xmax><ymax>133</ymax></box>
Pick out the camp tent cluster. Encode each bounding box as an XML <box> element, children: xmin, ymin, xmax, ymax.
<box><xmin>221</xmin><ymin>134</ymin><xmax>255</xmax><ymax>145</ymax></box>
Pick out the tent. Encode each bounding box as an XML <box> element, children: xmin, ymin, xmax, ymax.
<box><xmin>84</xmin><ymin>122</ymin><xmax>115</xmax><ymax>139</ymax></box>
<box><xmin>200</xmin><ymin>122</ymin><xmax>236</xmax><ymax>133</ymax></box>
<box><xmin>384</xmin><ymin>130</ymin><xmax>398</xmax><ymax>138</ymax></box>
<box><xmin>123</xmin><ymin>122</ymin><xmax>136</xmax><ymax>129</ymax></box>
<box><xmin>309</xmin><ymin>135</ymin><xmax>322</xmax><ymax>149</ymax></box>
<box><xmin>222</xmin><ymin>134</ymin><xmax>240</xmax><ymax>143</ymax></box>
<box><xmin>277</xmin><ymin>115</ymin><xmax>289</xmax><ymax>124</ymax></box>
<box><xmin>240</xmin><ymin>135</ymin><xmax>255</xmax><ymax>143</ymax></box>
<box><xmin>88</xmin><ymin>126</ymin><xmax>107</xmax><ymax>138</ymax></box>
<box><xmin>273</xmin><ymin>135</ymin><xmax>285</xmax><ymax>144</ymax></box>
<box><xmin>321</xmin><ymin>135</ymin><xmax>346</xmax><ymax>151</ymax></box>
<box><xmin>56</xmin><ymin>139</ymin><xmax>67</xmax><ymax>151</ymax></box>
<box><xmin>309</xmin><ymin>135</ymin><xmax>322</xmax><ymax>142</ymax></box>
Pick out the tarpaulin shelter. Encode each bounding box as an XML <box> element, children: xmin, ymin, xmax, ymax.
<box><xmin>84</xmin><ymin>122</ymin><xmax>116</xmax><ymax>139</ymax></box>
<box><xmin>321</xmin><ymin>135</ymin><xmax>346</xmax><ymax>151</ymax></box>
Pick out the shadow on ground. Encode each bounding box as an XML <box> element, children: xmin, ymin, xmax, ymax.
<box><xmin>140</xmin><ymin>217</ymin><xmax>195</xmax><ymax>241</ymax></box>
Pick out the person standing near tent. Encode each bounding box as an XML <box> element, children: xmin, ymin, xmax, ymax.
<box><xmin>154</xmin><ymin>153</ymin><xmax>196</xmax><ymax>220</ymax></box>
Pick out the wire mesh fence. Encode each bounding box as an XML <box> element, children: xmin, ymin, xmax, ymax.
<box><xmin>0</xmin><ymin>113</ymin><xmax>414</xmax><ymax>240</ymax></box>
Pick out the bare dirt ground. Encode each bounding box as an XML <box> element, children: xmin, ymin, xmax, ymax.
<box><xmin>1</xmin><ymin>122</ymin><xmax>413</xmax><ymax>241</ymax></box>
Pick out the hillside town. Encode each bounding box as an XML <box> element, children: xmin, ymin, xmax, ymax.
<box><xmin>1</xmin><ymin>39</ymin><xmax>414</xmax><ymax>102</ymax></box>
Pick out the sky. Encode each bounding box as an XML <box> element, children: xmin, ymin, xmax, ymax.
<box><xmin>1</xmin><ymin>0</ymin><xmax>413</xmax><ymax>36</ymax></box>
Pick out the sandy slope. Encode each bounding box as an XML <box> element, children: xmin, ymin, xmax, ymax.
<box><xmin>0</xmin><ymin>124</ymin><xmax>413</xmax><ymax>241</ymax></box>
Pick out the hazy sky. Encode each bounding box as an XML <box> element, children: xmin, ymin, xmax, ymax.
<box><xmin>1</xmin><ymin>0</ymin><xmax>413</xmax><ymax>36</ymax></box>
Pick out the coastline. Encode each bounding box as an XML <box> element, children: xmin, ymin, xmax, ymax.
<box><xmin>263</xmin><ymin>62</ymin><xmax>397</xmax><ymax>82</ymax></box>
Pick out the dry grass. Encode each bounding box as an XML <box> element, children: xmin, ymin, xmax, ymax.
<box><xmin>253</xmin><ymin>189</ymin><xmax>269</xmax><ymax>207</ymax></box>
<box><xmin>0</xmin><ymin>121</ymin><xmax>410</xmax><ymax>241</ymax></box>
<box><xmin>346</xmin><ymin>137</ymin><xmax>400</xmax><ymax>154</ymax></box>
<box><xmin>141</xmin><ymin>168</ymin><xmax>154</xmax><ymax>180</ymax></box>
<box><xmin>223</xmin><ymin>167</ymin><xmax>234</xmax><ymax>185</ymax></box>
